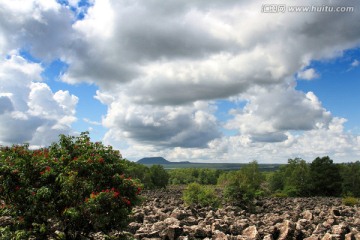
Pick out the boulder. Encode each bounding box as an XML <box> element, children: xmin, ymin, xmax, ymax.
<box><xmin>212</xmin><ymin>230</ymin><xmax>228</xmax><ymax>240</ymax></box>
<box><xmin>321</xmin><ymin>233</ymin><xmax>341</xmax><ymax>240</ymax></box>
<box><xmin>241</xmin><ymin>226</ymin><xmax>260</xmax><ymax>240</ymax></box>
<box><xmin>277</xmin><ymin>220</ymin><xmax>295</xmax><ymax>240</ymax></box>
<box><xmin>164</xmin><ymin>225</ymin><xmax>183</xmax><ymax>240</ymax></box>
<box><xmin>171</xmin><ymin>208</ymin><xmax>190</xmax><ymax>220</ymax></box>
<box><xmin>303</xmin><ymin>210</ymin><xmax>314</xmax><ymax>220</ymax></box>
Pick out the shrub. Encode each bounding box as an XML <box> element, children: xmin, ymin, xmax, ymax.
<box><xmin>183</xmin><ymin>183</ymin><xmax>220</xmax><ymax>208</ymax></box>
<box><xmin>342</xmin><ymin>196</ymin><xmax>359</xmax><ymax>206</ymax></box>
<box><xmin>223</xmin><ymin>161</ymin><xmax>264</xmax><ymax>209</ymax></box>
<box><xmin>0</xmin><ymin>132</ymin><xmax>142</xmax><ymax>239</ymax></box>
<box><xmin>271</xmin><ymin>192</ymin><xmax>288</xmax><ymax>198</ymax></box>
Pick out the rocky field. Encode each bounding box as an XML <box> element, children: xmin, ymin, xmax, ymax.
<box><xmin>127</xmin><ymin>187</ymin><xmax>360</xmax><ymax>240</ymax></box>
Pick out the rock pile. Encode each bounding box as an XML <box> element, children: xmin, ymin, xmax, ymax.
<box><xmin>127</xmin><ymin>187</ymin><xmax>360</xmax><ymax>240</ymax></box>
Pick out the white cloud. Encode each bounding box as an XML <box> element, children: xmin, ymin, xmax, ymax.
<box><xmin>68</xmin><ymin>0</ymin><xmax>360</xmax><ymax>161</ymax></box>
<box><xmin>99</xmin><ymin>93</ymin><xmax>221</xmax><ymax>148</ymax></box>
<box><xmin>0</xmin><ymin>54</ymin><xmax>78</xmax><ymax>146</ymax></box>
<box><xmin>1</xmin><ymin>0</ymin><xmax>360</xmax><ymax>162</ymax></box>
<box><xmin>0</xmin><ymin>0</ymin><xmax>74</xmax><ymax>59</ymax></box>
<box><xmin>297</xmin><ymin>68</ymin><xmax>320</xmax><ymax>80</ymax></box>
<box><xmin>224</xmin><ymin>85</ymin><xmax>332</xmax><ymax>142</ymax></box>
<box><xmin>83</xmin><ymin>118</ymin><xmax>102</xmax><ymax>126</ymax></box>
<box><xmin>351</xmin><ymin>59</ymin><xmax>359</xmax><ymax>68</ymax></box>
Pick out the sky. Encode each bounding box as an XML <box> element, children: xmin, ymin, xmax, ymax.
<box><xmin>0</xmin><ymin>0</ymin><xmax>359</xmax><ymax>163</ymax></box>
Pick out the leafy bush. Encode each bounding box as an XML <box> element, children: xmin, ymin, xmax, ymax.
<box><xmin>183</xmin><ymin>183</ymin><xmax>220</xmax><ymax>208</ymax></box>
<box><xmin>223</xmin><ymin>161</ymin><xmax>264</xmax><ymax>209</ymax></box>
<box><xmin>0</xmin><ymin>132</ymin><xmax>142</xmax><ymax>239</ymax></box>
<box><xmin>342</xmin><ymin>196</ymin><xmax>359</xmax><ymax>206</ymax></box>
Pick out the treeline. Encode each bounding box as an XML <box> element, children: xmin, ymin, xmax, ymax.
<box><xmin>270</xmin><ymin>156</ymin><xmax>360</xmax><ymax>197</ymax></box>
<box><xmin>168</xmin><ymin>168</ymin><xmax>222</xmax><ymax>185</ymax></box>
<box><xmin>167</xmin><ymin>156</ymin><xmax>360</xmax><ymax>198</ymax></box>
<box><xmin>127</xmin><ymin>155</ymin><xmax>360</xmax><ymax>198</ymax></box>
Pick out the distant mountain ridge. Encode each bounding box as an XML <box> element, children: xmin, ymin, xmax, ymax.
<box><xmin>137</xmin><ymin>157</ymin><xmax>190</xmax><ymax>164</ymax></box>
<box><xmin>136</xmin><ymin>157</ymin><xmax>282</xmax><ymax>171</ymax></box>
<box><xmin>137</xmin><ymin>157</ymin><xmax>170</xmax><ymax>164</ymax></box>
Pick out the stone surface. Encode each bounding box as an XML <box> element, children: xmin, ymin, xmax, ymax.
<box><xmin>124</xmin><ymin>189</ymin><xmax>360</xmax><ymax>239</ymax></box>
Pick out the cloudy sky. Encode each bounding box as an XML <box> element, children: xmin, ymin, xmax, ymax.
<box><xmin>0</xmin><ymin>0</ymin><xmax>359</xmax><ymax>163</ymax></box>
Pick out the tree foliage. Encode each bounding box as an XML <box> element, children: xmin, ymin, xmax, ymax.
<box><xmin>339</xmin><ymin>161</ymin><xmax>360</xmax><ymax>197</ymax></box>
<box><xmin>123</xmin><ymin>162</ymin><xmax>169</xmax><ymax>189</ymax></box>
<box><xmin>150</xmin><ymin>164</ymin><xmax>169</xmax><ymax>189</ymax></box>
<box><xmin>169</xmin><ymin>168</ymin><xmax>221</xmax><ymax>185</ymax></box>
<box><xmin>183</xmin><ymin>183</ymin><xmax>220</xmax><ymax>208</ymax></box>
<box><xmin>0</xmin><ymin>132</ymin><xmax>142</xmax><ymax>238</ymax></box>
<box><xmin>223</xmin><ymin>161</ymin><xmax>264</xmax><ymax>208</ymax></box>
<box><xmin>270</xmin><ymin>158</ymin><xmax>310</xmax><ymax>196</ymax></box>
<box><xmin>309</xmin><ymin>156</ymin><xmax>342</xmax><ymax>196</ymax></box>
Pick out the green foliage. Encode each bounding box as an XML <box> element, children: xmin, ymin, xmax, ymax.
<box><xmin>169</xmin><ymin>168</ymin><xmax>221</xmax><ymax>185</ymax></box>
<box><xmin>342</xmin><ymin>196</ymin><xmax>359</xmax><ymax>206</ymax></box>
<box><xmin>150</xmin><ymin>165</ymin><xmax>169</xmax><ymax>188</ymax></box>
<box><xmin>309</xmin><ymin>156</ymin><xmax>342</xmax><ymax>196</ymax></box>
<box><xmin>123</xmin><ymin>162</ymin><xmax>170</xmax><ymax>189</ymax></box>
<box><xmin>269</xmin><ymin>170</ymin><xmax>284</xmax><ymax>193</ymax></box>
<box><xmin>269</xmin><ymin>158</ymin><xmax>310</xmax><ymax>197</ymax></box>
<box><xmin>340</xmin><ymin>161</ymin><xmax>360</xmax><ymax>197</ymax></box>
<box><xmin>183</xmin><ymin>183</ymin><xmax>220</xmax><ymax>208</ymax></box>
<box><xmin>223</xmin><ymin>161</ymin><xmax>264</xmax><ymax>208</ymax></box>
<box><xmin>0</xmin><ymin>132</ymin><xmax>142</xmax><ymax>238</ymax></box>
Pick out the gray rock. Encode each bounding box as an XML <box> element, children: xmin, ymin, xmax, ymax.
<box><xmin>277</xmin><ymin>220</ymin><xmax>294</xmax><ymax>240</ymax></box>
<box><xmin>303</xmin><ymin>210</ymin><xmax>314</xmax><ymax>220</ymax></box>
<box><xmin>164</xmin><ymin>225</ymin><xmax>184</xmax><ymax>240</ymax></box>
<box><xmin>171</xmin><ymin>208</ymin><xmax>190</xmax><ymax>220</ymax></box>
<box><xmin>321</xmin><ymin>233</ymin><xmax>341</xmax><ymax>240</ymax></box>
<box><xmin>212</xmin><ymin>230</ymin><xmax>228</xmax><ymax>240</ymax></box>
<box><xmin>241</xmin><ymin>225</ymin><xmax>260</xmax><ymax>240</ymax></box>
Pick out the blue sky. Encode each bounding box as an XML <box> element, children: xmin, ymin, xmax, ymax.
<box><xmin>296</xmin><ymin>50</ymin><xmax>360</xmax><ymax>133</ymax></box>
<box><xmin>0</xmin><ymin>0</ymin><xmax>359</xmax><ymax>163</ymax></box>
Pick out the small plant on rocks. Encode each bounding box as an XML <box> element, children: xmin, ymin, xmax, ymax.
<box><xmin>342</xmin><ymin>196</ymin><xmax>359</xmax><ymax>206</ymax></box>
<box><xmin>183</xmin><ymin>182</ymin><xmax>220</xmax><ymax>208</ymax></box>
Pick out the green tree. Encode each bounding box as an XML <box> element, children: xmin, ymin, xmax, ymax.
<box><xmin>223</xmin><ymin>161</ymin><xmax>264</xmax><ymax>208</ymax></box>
<box><xmin>124</xmin><ymin>161</ymin><xmax>154</xmax><ymax>189</ymax></box>
<box><xmin>309</xmin><ymin>156</ymin><xmax>342</xmax><ymax>196</ymax></box>
<box><xmin>150</xmin><ymin>165</ymin><xmax>169</xmax><ymax>188</ymax></box>
<box><xmin>269</xmin><ymin>169</ymin><xmax>285</xmax><ymax>193</ymax></box>
<box><xmin>340</xmin><ymin>161</ymin><xmax>360</xmax><ymax>197</ymax></box>
<box><xmin>283</xmin><ymin>158</ymin><xmax>310</xmax><ymax>196</ymax></box>
<box><xmin>0</xmin><ymin>132</ymin><xmax>142</xmax><ymax>238</ymax></box>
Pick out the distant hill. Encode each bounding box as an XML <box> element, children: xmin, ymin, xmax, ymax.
<box><xmin>137</xmin><ymin>157</ymin><xmax>171</xmax><ymax>164</ymax></box>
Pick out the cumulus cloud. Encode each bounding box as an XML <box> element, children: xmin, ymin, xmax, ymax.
<box><xmin>224</xmin><ymin>85</ymin><xmax>332</xmax><ymax>142</ymax></box>
<box><xmin>297</xmin><ymin>68</ymin><xmax>320</xmax><ymax>80</ymax></box>
<box><xmin>0</xmin><ymin>0</ymin><xmax>74</xmax><ymax>59</ymax></box>
<box><xmin>98</xmin><ymin>93</ymin><xmax>221</xmax><ymax>148</ymax></box>
<box><xmin>62</xmin><ymin>0</ymin><xmax>360</xmax><ymax>101</ymax></box>
<box><xmin>1</xmin><ymin>0</ymin><xmax>360</xmax><ymax>162</ymax></box>
<box><xmin>63</xmin><ymin>0</ymin><xmax>360</xmax><ymax>157</ymax></box>
<box><xmin>0</xmin><ymin>54</ymin><xmax>78</xmax><ymax>146</ymax></box>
